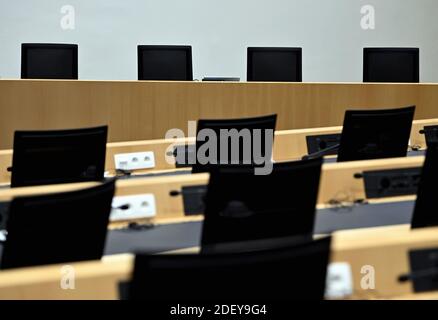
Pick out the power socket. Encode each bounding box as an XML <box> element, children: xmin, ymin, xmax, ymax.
<box><xmin>361</xmin><ymin>167</ymin><xmax>421</xmax><ymax>199</ymax></box>
<box><xmin>114</xmin><ymin>152</ymin><xmax>155</xmax><ymax>171</ymax></box>
<box><xmin>111</xmin><ymin>194</ymin><xmax>156</xmax><ymax>222</ymax></box>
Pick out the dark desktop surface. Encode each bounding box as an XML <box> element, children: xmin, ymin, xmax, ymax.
<box><xmin>0</xmin><ymin>199</ymin><xmax>414</xmax><ymax>261</ymax></box>
<box><xmin>103</xmin><ymin>199</ymin><xmax>415</xmax><ymax>255</ymax></box>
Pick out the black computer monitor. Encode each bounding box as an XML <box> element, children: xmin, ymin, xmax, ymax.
<box><xmin>21</xmin><ymin>43</ymin><xmax>78</xmax><ymax>79</ymax></box>
<box><xmin>192</xmin><ymin>114</ymin><xmax>277</xmax><ymax>173</ymax></box>
<box><xmin>247</xmin><ymin>47</ymin><xmax>302</xmax><ymax>82</ymax></box>
<box><xmin>137</xmin><ymin>45</ymin><xmax>193</xmax><ymax>81</ymax></box>
<box><xmin>363</xmin><ymin>48</ymin><xmax>420</xmax><ymax>83</ymax></box>
<box><xmin>337</xmin><ymin>106</ymin><xmax>415</xmax><ymax>162</ymax></box>
<box><xmin>411</xmin><ymin>144</ymin><xmax>438</xmax><ymax>229</ymax></box>
<box><xmin>201</xmin><ymin>158</ymin><xmax>323</xmax><ymax>252</ymax></box>
<box><xmin>0</xmin><ymin>180</ymin><xmax>115</xmax><ymax>269</ymax></box>
<box><xmin>10</xmin><ymin>126</ymin><xmax>108</xmax><ymax>188</ymax></box>
<box><xmin>128</xmin><ymin>236</ymin><xmax>331</xmax><ymax>301</ymax></box>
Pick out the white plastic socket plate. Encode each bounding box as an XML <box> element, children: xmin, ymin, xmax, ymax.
<box><xmin>325</xmin><ymin>262</ymin><xmax>354</xmax><ymax>299</ymax></box>
<box><xmin>114</xmin><ymin>152</ymin><xmax>155</xmax><ymax>171</ymax></box>
<box><xmin>110</xmin><ymin>194</ymin><xmax>156</xmax><ymax>222</ymax></box>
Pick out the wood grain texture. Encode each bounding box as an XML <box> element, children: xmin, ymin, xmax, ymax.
<box><xmin>0</xmin><ymin>157</ymin><xmax>425</xmax><ymax>225</ymax></box>
<box><xmin>1</xmin><ymin>226</ymin><xmax>438</xmax><ymax>300</ymax></box>
<box><xmin>332</xmin><ymin>225</ymin><xmax>438</xmax><ymax>299</ymax></box>
<box><xmin>1</xmin><ymin>79</ymin><xmax>438</xmax><ymax>149</ymax></box>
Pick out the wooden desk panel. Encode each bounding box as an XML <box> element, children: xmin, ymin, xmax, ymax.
<box><xmin>332</xmin><ymin>225</ymin><xmax>438</xmax><ymax>299</ymax></box>
<box><xmin>0</xmin><ymin>157</ymin><xmax>425</xmax><ymax>226</ymax></box>
<box><xmin>1</xmin><ymin>225</ymin><xmax>438</xmax><ymax>300</ymax></box>
<box><xmin>2</xmin><ymin>80</ymin><xmax>438</xmax><ymax>149</ymax></box>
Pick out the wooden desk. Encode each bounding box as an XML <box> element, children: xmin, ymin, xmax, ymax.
<box><xmin>0</xmin><ymin>119</ymin><xmax>434</xmax><ymax>185</ymax></box>
<box><xmin>0</xmin><ymin>156</ymin><xmax>425</xmax><ymax>226</ymax></box>
<box><xmin>2</xmin><ymin>80</ymin><xmax>438</xmax><ymax>149</ymax></box>
<box><xmin>332</xmin><ymin>225</ymin><xmax>438</xmax><ymax>299</ymax></box>
<box><xmin>1</xmin><ymin>225</ymin><xmax>438</xmax><ymax>300</ymax></box>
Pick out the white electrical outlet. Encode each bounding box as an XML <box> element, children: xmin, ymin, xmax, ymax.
<box><xmin>114</xmin><ymin>152</ymin><xmax>155</xmax><ymax>171</ymax></box>
<box><xmin>110</xmin><ymin>194</ymin><xmax>156</xmax><ymax>222</ymax></box>
<box><xmin>325</xmin><ymin>262</ymin><xmax>354</xmax><ymax>299</ymax></box>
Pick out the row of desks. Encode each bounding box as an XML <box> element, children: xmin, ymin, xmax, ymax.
<box><xmin>0</xmin><ymin>156</ymin><xmax>425</xmax><ymax>223</ymax></box>
<box><xmin>0</xmin><ymin>119</ymin><xmax>436</xmax><ymax>299</ymax></box>
<box><xmin>0</xmin><ymin>153</ymin><xmax>433</xmax><ymax>299</ymax></box>
<box><xmin>1</xmin><ymin>224</ymin><xmax>438</xmax><ymax>300</ymax></box>
<box><xmin>0</xmin><ymin>118</ymin><xmax>434</xmax><ymax>185</ymax></box>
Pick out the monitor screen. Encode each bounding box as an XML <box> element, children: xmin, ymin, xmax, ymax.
<box><xmin>129</xmin><ymin>236</ymin><xmax>331</xmax><ymax>301</ymax></box>
<box><xmin>192</xmin><ymin>114</ymin><xmax>277</xmax><ymax>173</ymax></box>
<box><xmin>11</xmin><ymin>126</ymin><xmax>108</xmax><ymax>188</ymax></box>
<box><xmin>337</xmin><ymin>106</ymin><xmax>415</xmax><ymax>162</ymax></box>
<box><xmin>137</xmin><ymin>45</ymin><xmax>193</xmax><ymax>81</ymax></box>
<box><xmin>363</xmin><ymin>48</ymin><xmax>419</xmax><ymax>83</ymax></box>
<box><xmin>21</xmin><ymin>43</ymin><xmax>78</xmax><ymax>79</ymax></box>
<box><xmin>247</xmin><ymin>47</ymin><xmax>302</xmax><ymax>82</ymax></box>
<box><xmin>201</xmin><ymin>158</ymin><xmax>323</xmax><ymax>248</ymax></box>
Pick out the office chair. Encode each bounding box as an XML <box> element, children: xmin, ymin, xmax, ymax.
<box><xmin>0</xmin><ymin>180</ymin><xmax>115</xmax><ymax>269</ymax></box>
<box><xmin>201</xmin><ymin>158</ymin><xmax>323</xmax><ymax>253</ymax></box>
<box><xmin>247</xmin><ymin>47</ymin><xmax>302</xmax><ymax>82</ymax></box>
<box><xmin>363</xmin><ymin>48</ymin><xmax>420</xmax><ymax>83</ymax></box>
<box><xmin>10</xmin><ymin>126</ymin><xmax>108</xmax><ymax>188</ymax></box>
<box><xmin>137</xmin><ymin>45</ymin><xmax>193</xmax><ymax>81</ymax></box>
<box><xmin>303</xmin><ymin>106</ymin><xmax>415</xmax><ymax>162</ymax></box>
<box><xmin>192</xmin><ymin>114</ymin><xmax>277</xmax><ymax>173</ymax></box>
<box><xmin>411</xmin><ymin>143</ymin><xmax>438</xmax><ymax>229</ymax></box>
<box><xmin>129</xmin><ymin>236</ymin><xmax>331</xmax><ymax>301</ymax></box>
<box><xmin>21</xmin><ymin>43</ymin><xmax>78</xmax><ymax>79</ymax></box>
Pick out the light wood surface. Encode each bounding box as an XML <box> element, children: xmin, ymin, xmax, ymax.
<box><xmin>2</xmin><ymin>79</ymin><xmax>438</xmax><ymax>150</ymax></box>
<box><xmin>318</xmin><ymin>156</ymin><xmax>423</xmax><ymax>205</ymax></box>
<box><xmin>0</xmin><ymin>156</ymin><xmax>424</xmax><ymax>226</ymax></box>
<box><xmin>0</xmin><ymin>254</ymin><xmax>133</xmax><ymax>300</ymax></box>
<box><xmin>1</xmin><ymin>225</ymin><xmax>438</xmax><ymax>300</ymax></box>
<box><xmin>0</xmin><ymin>118</ymin><xmax>434</xmax><ymax>185</ymax></box>
<box><xmin>332</xmin><ymin>225</ymin><xmax>438</xmax><ymax>299</ymax></box>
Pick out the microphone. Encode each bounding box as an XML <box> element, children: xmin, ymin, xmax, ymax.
<box><xmin>398</xmin><ymin>267</ymin><xmax>438</xmax><ymax>283</ymax></box>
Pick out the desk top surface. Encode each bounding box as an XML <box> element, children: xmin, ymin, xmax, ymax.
<box><xmin>104</xmin><ymin>199</ymin><xmax>415</xmax><ymax>256</ymax></box>
<box><xmin>0</xmin><ymin>199</ymin><xmax>414</xmax><ymax>257</ymax></box>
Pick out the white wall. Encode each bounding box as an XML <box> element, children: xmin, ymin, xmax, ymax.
<box><xmin>1</xmin><ymin>0</ymin><xmax>438</xmax><ymax>82</ymax></box>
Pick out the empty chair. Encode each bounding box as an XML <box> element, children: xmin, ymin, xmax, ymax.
<box><xmin>421</xmin><ymin>126</ymin><xmax>438</xmax><ymax>148</ymax></box>
<box><xmin>128</xmin><ymin>236</ymin><xmax>331</xmax><ymax>301</ymax></box>
<box><xmin>10</xmin><ymin>126</ymin><xmax>108</xmax><ymax>188</ymax></box>
<box><xmin>137</xmin><ymin>45</ymin><xmax>193</xmax><ymax>81</ymax></box>
<box><xmin>192</xmin><ymin>114</ymin><xmax>277</xmax><ymax>173</ymax></box>
<box><xmin>304</xmin><ymin>106</ymin><xmax>415</xmax><ymax>162</ymax></box>
<box><xmin>363</xmin><ymin>48</ymin><xmax>420</xmax><ymax>83</ymax></box>
<box><xmin>247</xmin><ymin>47</ymin><xmax>302</xmax><ymax>82</ymax></box>
<box><xmin>201</xmin><ymin>158</ymin><xmax>323</xmax><ymax>253</ymax></box>
<box><xmin>0</xmin><ymin>180</ymin><xmax>115</xmax><ymax>269</ymax></box>
<box><xmin>21</xmin><ymin>43</ymin><xmax>78</xmax><ymax>79</ymax></box>
<box><xmin>412</xmin><ymin>143</ymin><xmax>438</xmax><ymax>229</ymax></box>
<box><xmin>337</xmin><ymin>106</ymin><xmax>415</xmax><ymax>162</ymax></box>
